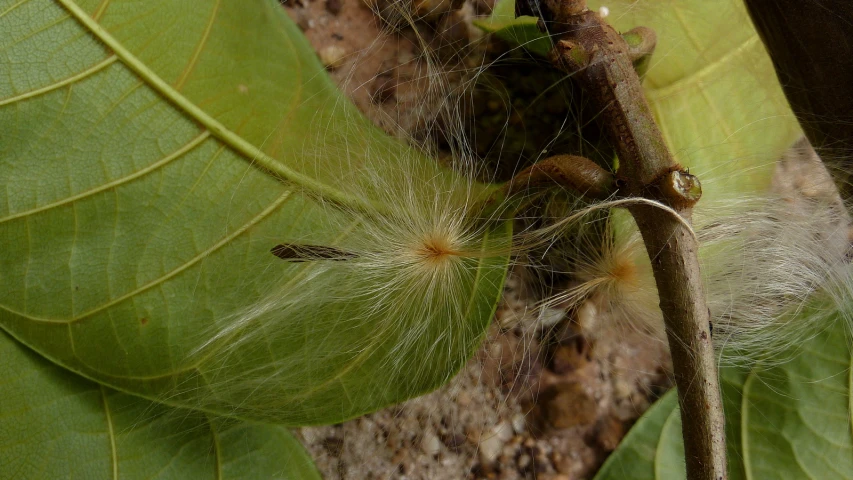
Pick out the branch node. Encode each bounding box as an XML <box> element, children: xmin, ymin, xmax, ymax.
<box><xmin>657</xmin><ymin>170</ymin><xmax>703</xmax><ymax>210</ymax></box>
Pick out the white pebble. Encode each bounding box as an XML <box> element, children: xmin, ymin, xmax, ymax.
<box><xmin>495</xmin><ymin>421</ymin><xmax>514</xmax><ymax>442</ymax></box>
<box><xmin>577</xmin><ymin>299</ymin><xmax>598</xmax><ymax>334</ymax></box>
<box><xmin>319</xmin><ymin>45</ymin><xmax>347</xmax><ymax>69</ymax></box>
<box><xmin>420</xmin><ymin>430</ymin><xmax>441</xmax><ymax>456</ymax></box>
<box><xmin>478</xmin><ymin>433</ymin><xmax>504</xmax><ymax>464</ymax></box>
<box><xmin>511</xmin><ymin>413</ymin><xmax>527</xmax><ymax>434</ymax></box>
<box><xmin>538</xmin><ymin>307</ymin><xmax>565</xmax><ymax>327</ymax></box>
<box><xmin>598</xmin><ymin>6</ymin><xmax>610</xmax><ymax>18</ymax></box>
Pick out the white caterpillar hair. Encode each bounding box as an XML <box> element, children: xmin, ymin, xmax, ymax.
<box><xmin>534</xmin><ymin>137</ymin><xmax>853</xmax><ymax>366</ymax></box>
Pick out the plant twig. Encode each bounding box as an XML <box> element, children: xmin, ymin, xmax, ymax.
<box><xmin>504</xmin><ymin>154</ymin><xmax>615</xmax><ymax>199</ymax></box>
<box><xmin>514</xmin><ymin>2</ymin><xmax>727</xmax><ymax>478</ymax></box>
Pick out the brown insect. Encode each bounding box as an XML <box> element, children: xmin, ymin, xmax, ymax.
<box><xmin>270</xmin><ymin>243</ymin><xmax>358</xmax><ymax>262</ymax></box>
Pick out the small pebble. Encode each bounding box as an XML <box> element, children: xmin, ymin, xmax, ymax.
<box><xmin>596</xmin><ymin>416</ymin><xmax>625</xmax><ymax>452</ymax></box>
<box><xmin>326</xmin><ymin>0</ymin><xmax>343</xmax><ymax>15</ymax></box>
<box><xmin>549</xmin><ymin>343</ymin><xmax>584</xmax><ymax>374</ymax></box>
<box><xmin>465</xmin><ymin>425</ymin><xmax>482</xmax><ymax>445</ymax></box>
<box><xmin>421</xmin><ymin>430</ymin><xmax>442</xmax><ymax>456</ymax></box>
<box><xmin>576</xmin><ymin>300</ymin><xmax>598</xmax><ymax>333</ymax></box>
<box><xmin>299</xmin><ymin>427</ymin><xmax>319</xmax><ymax>443</ymax></box>
<box><xmin>321</xmin><ymin>436</ymin><xmax>345</xmax><ymax>456</ymax></box>
<box><xmin>295</xmin><ymin>13</ymin><xmax>315</xmax><ymax>31</ymax></box>
<box><xmin>539</xmin><ymin>307</ymin><xmax>565</xmax><ymax>328</ymax></box>
<box><xmin>555</xmin><ymin>456</ymin><xmax>574</xmax><ymax>475</ymax></box>
<box><xmin>511</xmin><ymin>413</ymin><xmax>526</xmax><ymax>434</ymax></box>
<box><xmin>613</xmin><ymin>377</ymin><xmax>634</xmax><ymax>400</ymax></box>
<box><xmin>495</xmin><ymin>422</ymin><xmax>514</xmax><ymax>442</ymax></box>
<box><xmin>440</xmin><ymin>431</ymin><xmax>466</xmax><ymax>449</ymax></box>
<box><xmin>542</xmin><ymin>382</ymin><xmax>597</xmax><ymax>429</ymax></box>
<box><xmin>478</xmin><ymin>432</ymin><xmax>504</xmax><ymax>465</ymax></box>
<box><xmin>319</xmin><ymin>45</ymin><xmax>347</xmax><ymax>69</ymax></box>
<box><xmin>598</xmin><ymin>5</ymin><xmax>609</xmax><ymax>17</ymax></box>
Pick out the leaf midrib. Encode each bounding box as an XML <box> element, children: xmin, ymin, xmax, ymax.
<box><xmin>55</xmin><ymin>0</ymin><xmax>382</xmax><ymax>213</ymax></box>
<box><xmin>99</xmin><ymin>386</ymin><xmax>118</xmax><ymax>480</ymax></box>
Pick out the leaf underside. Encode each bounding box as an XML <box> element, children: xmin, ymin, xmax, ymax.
<box><xmin>595</xmin><ymin>310</ymin><xmax>853</xmax><ymax>480</ymax></box>
<box><xmin>0</xmin><ymin>0</ymin><xmax>511</xmax><ymax>425</ymax></box>
<box><xmin>0</xmin><ymin>330</ymin><xmax>321</xmax><ymax>480</ymax></box>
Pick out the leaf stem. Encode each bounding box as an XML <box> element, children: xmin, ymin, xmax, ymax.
<box><xmin>516</xmin><ymin>2</ymin><xmax>728</xmax><ymax>478</ymax></box>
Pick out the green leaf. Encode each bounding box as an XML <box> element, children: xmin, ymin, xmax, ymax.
<box><xmin>0</xmin><ymin>330</ymin><xmax>321</xmax><ymax>479</ymax></box>
<box><xmin>476</xmin><ymin>0</ymin><xmax>801</xmax><ymax>202</ymax></box>
<box><xmin>594</xmin><ymin>310</ymin><xmax>853</xmax><ymax>479</ymax></box>
<box><xmin>595</xmin><ymin>389</ymin><xmax>677</xmax><ymax>480</ymax></box>
<box><xmin>473</xmin><ymin>0</ymin><xmax>553</xmax><ymax>56</ymax></box>
<box><xmin>0</xmin><ymin>0</ymin><xmax>510</xmax><ymax>425</ymax></box>
<box><xmin>742</xmin><ymin>319</ymin><xmax>853</xmax><ymax>479</ymax></box>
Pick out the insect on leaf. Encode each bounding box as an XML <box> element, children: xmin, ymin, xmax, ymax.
<box><xmin>0</xmin><ymin>0</ymin><xmax>511</xmax><ymax>425</ymax></box>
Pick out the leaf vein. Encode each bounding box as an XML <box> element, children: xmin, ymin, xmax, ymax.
<box><xmin>0</xmin><ymin>0</ymin><xmax>30</xmax><ymax>20</ymax></box>
<box><xmin>99</xmin><ymin>386</ymin><xmax>118</xmax><ymax>480</ymax></box>
<box><xmin>173</xmin><ymin>0</ymin><xmax>220</xmax><ymax>91</ymax></box>
<box><xmin>0</xmin><ymin>130</ymin><xmax>210</xmax><ymax>224</ymax></box>
<box><xmin>56</xmin><ymin>0</ymin><xmax>380</xmax><ymax>213</ymax></box>
<box><xmin>91</xmin><ymin>0</ymin><xmax>110</xmax><ymax>20</ymax></box>
<box><xmin>0</xmin><ymin>188</ymin><xmax>294</xmax><ymax>324</ymax></box>
<box><xmin>647</xmin><ymin>36</ymin><xmax>760</xmax><ymax>99</ymax></box>
<box><xmin>0</xmin><ymin>55</ymin><xmax>117</xmax><ymax>107</ymax></box>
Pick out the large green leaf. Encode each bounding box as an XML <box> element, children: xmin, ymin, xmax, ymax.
<box><xmin>477</xmin><ymin>0</ymin><xmax>801</xmax><ymax>203</ymax></box>
<box><xmin>0</xmin><ymin>0</ymin><xmax>510</xmax><ymax>425</ymax></box>
<box><xmin>595</xmin><ymin>309</ymin><xmax>853</xmax><ymax>479</ymax></box>
<box><xmin>0</xmin><ymin>330</ymin><xmax>321</xmax><ymax>479</ymax></box>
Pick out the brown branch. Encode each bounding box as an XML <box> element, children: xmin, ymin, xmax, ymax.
<box><xmin>513</xmin><ymin>2</ymin><xmax>727</xmax><ymax>479</ymax></box>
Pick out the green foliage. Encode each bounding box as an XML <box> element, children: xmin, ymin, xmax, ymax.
<box><xmin>0</xmin><ymin>330</ymin><xmax>320</xmax><ymax>479</ymax></box>
<box><xmin>596</xmin><ymin>310</ymin><xmax>853</xmax><ymax>479</ymax></box>
<box><xmin>0</xmin><ymin>0</ymin><xmax>510</xmax><ymax>426</ymax></box>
